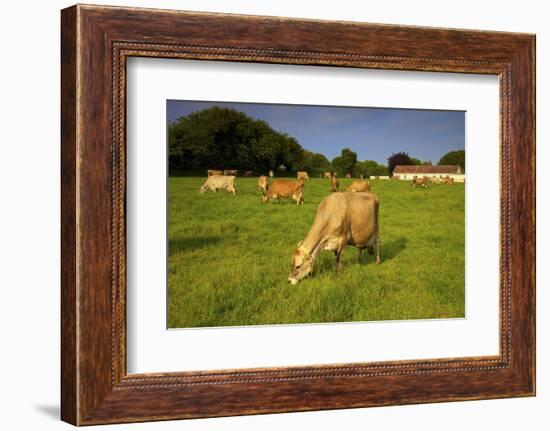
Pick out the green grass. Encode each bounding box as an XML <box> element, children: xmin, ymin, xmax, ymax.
<box><xmin>168</xmin><ymin>177</ymin><xmax>465</xmax><ymax>328</ymax></box>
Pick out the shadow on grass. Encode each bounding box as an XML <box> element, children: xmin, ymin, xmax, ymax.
<box><xmin>312</xmin><ymin>237</ymin><xmax>407</xmax><ymax>274</ymax></box>
<box><xmin>381</xmin><ymin>237</ymin><xmax>407</xmax><ymax>262</ymax></box>
<box><xmin>169</xmin><ymin>236</ymin><xmax>223</xmax><ymax>256</ymax></box>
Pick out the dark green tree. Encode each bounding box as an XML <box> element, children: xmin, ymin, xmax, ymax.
<box><xmin>168</xmin><ymin>107</ymin><xmax>305</xmax><ymax>174</ymax></box>
<box><xmin>332</xmin><ymin>148</ymin><xmax>357</xmax><ymax>177</ymax></box>
<box><xmin>370</xmin><ymin>164</ymin><xmax>389</xmax><ymax>177</ymax></box>
<box><xmin>354</xmin><ymin>160</ymin><xmax>380</xmax><ymax>177</ymax></box>
<box><xmin>354</xmin><ymin>162</ymin><xmax>368</xmax><ymax>178</ymax></box>
<box><xmin>362</xmin><ymin>160</ymin><xmax>380</xmax><ymax>177</ymax></box>
<box><xmin>438</xmin><ymin>150</ymin><xmax>465</xmax><ymax>172</ymax></box>
<box><xmin>310</xmin><ymin>152</ymin><xmax>331</xmax><ymax>174</ymax></box>
<box><xmin>295</xmin><ymin>151</ymin><xmax>331</xmax><ymax>176</ymax></box>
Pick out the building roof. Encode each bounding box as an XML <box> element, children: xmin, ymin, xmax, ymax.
<box><xmin>393</xmin><ymin>165</ymin><xmax>463</xmax><ymax>174</ymax></box>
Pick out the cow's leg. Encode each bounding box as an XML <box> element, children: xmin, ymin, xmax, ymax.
<box><xmin>357</xmin><ymin>248</ymin><xmax>364</xmax><ymax>264</ymax></box>
<box><xmin>335</xmin><ymin>242</ymin><xmax>346</xmax><ymax>274</ymax></box>
<box><xmin>375</xmin><ymin>233</ymin><xmax>381</xmax><ymax>264</ymax></box>
<box><xmin>335</xmin><ymin>251</ymin><xmax>342</xmax><ymax>274</ymax></box>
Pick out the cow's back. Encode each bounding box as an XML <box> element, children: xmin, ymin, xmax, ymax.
<box><xmin>206</xmin><ymin>175</ymin><xmax>223</xmax><ymax>187</ymax></box>
<box><xmin>316</xmin><ymin>192</ymin><xmax>379</xmax><ymax>245</ymax></box>
<box><xmin>208</xmin><ymin>175</ymin><xmax>234</xmax><ymax>187</ymax></box>
<box><xmin>348</xmin><ymin>180</ymin><xmax>370</xmax><ymax>192</ymax></box>
<box><xmin>268</xmin><ymin>180</ymin><xmax>300</xmax><ymax>196</ymax></box>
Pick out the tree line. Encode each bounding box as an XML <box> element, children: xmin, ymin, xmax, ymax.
<box><xmin>168</xmin><ymin>107</ymin><xmax>464</xmax><ymax>176</ymax></box>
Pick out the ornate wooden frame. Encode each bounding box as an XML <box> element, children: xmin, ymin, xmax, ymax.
<box><xmin>61</xmin><ymin>4</ymin><xmax>535</xmax><ymax>425</ymax></box>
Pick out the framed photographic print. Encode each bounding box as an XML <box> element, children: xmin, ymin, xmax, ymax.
<box><xmin>61</xmin><ymin>4</ymin><xmax>535</xmax><ymax>425</ymax></box>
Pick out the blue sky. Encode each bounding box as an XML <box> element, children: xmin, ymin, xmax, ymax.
<box><xmin>167</xmin><ymin>100</ymin><xmax>464</xmax><ymax>165</ymax></box>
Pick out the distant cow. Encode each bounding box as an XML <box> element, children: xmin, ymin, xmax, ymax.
<box><xmin>330</xmin><ymin>173</ymin><xmax>339</xmax><ymax>192</ymax></box>
<box><xmin>200</xmin><ymin>175</ymin><xmax>236</xmax><ymax>194</ymax></box>
<box><xmin>269</xmin><ymin>170</ymin><xmax>275</xmax><ymax>178</ymax></box>
<box><xmin>297</xmin><ymin>171</ymin><xmax>310</xmax><ymax>181</ymax></box>
<box><xmin>224</xmin><ymin>169</ymin><xmax>238</xmax><ymax>176</ymax></box>
<box><xmin>207</xmin><ymin>169</ymin><xmax>223</xmax><ymax>176</ymax></box>
<box><xmin>288</xmin><ymin>192</ymin><xmax>380</xmax><ymax>285</ymax></box>
<box><xmin>411</xmin><ymin>177</ymin><xmax>430</xmax><ymax>188</ymax></box>
<box><xmin>345</xmin><ymin>173</ymin><xmax>351</xmax><ymax>179</ymax></box>
<box><xmin>257</xmin><ymin>175</ymin><xmax>269</xmax><ymax>194</ymax></box>
<box><xmin>262</xmin><ymin>180</ymin><xmax>304</xmax><ymax>205</ymax></box>
<box><xmin>243</xmin><ymin>170</ymin><xmax>254</xmax><ymax>177</ymax></box>
<box><xmin>442</xmin><ymin>176</ymin><xmax>455</xmax><ymax>185</ymax></box>
<box><xmin>323</xmin><ymin>172</ymin><xmax>332</xmax><ymax>179</ymax></box>
<box><xmin>431</xmin><ymin>177</ymin><xmax>441</xmax><ymax>184</ymax></box>
<box><xmin>347</xmin><ymin>180</ymin><xmax>371</xmax><ymax>192</ymax></box>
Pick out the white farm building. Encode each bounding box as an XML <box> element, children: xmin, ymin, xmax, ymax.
<box><xmin>393</xmin><ymin>165</ymin><xmax>465</xmax><ymax>182</ymax></box>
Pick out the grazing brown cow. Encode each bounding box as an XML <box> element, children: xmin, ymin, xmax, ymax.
<box><xmin>257</xmin><ymin>175</ymin><xmax>268</xmax><ymax>194</ymax></box>
<box><xmin>200</xmin><ymin>175</ymin><xmax>236</xmax><ymax>194</ymax></box>
<box><xmin>411</xmin><ymin>176</ymin><xmax>430</xmax><ymax>188</ymax></box>
<box><xmin>223</xmin><ymin>169</ymin><xmax>238</xmax><ymax>176</ymax></box>
<box><xmin>288</xmin><ymin>192</ymin><xmax>380</xmax><ymax>285</ymax></box>
<box><xmin>330</xmin><ymin>173</ymin><xmax>339</xmax><ymax>192</ymax></box>
<box><xmin>261</xmin><ymin>180</ymin><xmax>304</xmax><ymax>205</ymax></box>
<box><xmin>347</xmin><ymin>180</ymin><xmax>371</xmax><ymax>192</ymax></box>
<box><xmin>442</xmin><ymin>176</ymin><xmax>455</xmax><ymax>185</ymax></box>
<box><xmin>323</xmin><ymin>172</ymin><xmax>332</xmax><ymax>179</ymax></box>
<box><xmin>297</xmin><ymin>171</ymin><xmax>310</xmax><ymax>181</ymax></box>
<box><xmin>243</xmin><ymin>170</ymin><xmax>254</xmax><ymax>177</ymax></box>
<box><xmin>207</xmin><ymin>169</ymin><xmax>223</xmax><ymax>176</ymax></box>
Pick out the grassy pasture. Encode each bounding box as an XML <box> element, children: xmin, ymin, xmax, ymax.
<box><xmin>168</xmin><ymin>176</ymin><xmax>465</xmax><ymax>328</ymax></box>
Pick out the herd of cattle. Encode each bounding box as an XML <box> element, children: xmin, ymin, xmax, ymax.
<box><xmin>200</xmin><ymin>170</ymin><xmax>375</xmax><ymax>205</ymax></box>
<box><xmin>197</xmin><ymin>169</ymin><xmax>457</xmax><ymax>284</ymax></box>
<box><xmin>200</xmin><ymin>169</ymin><xmax>462</xmax><ymax>285</ymax></box>
<box><xmin>198</xmin><ymin>169</ymin><xmax>384</xmax><ymax>284</ymax></box>
<box><xmin>410</xmin><ymin>175</ymin><xmax>455</xmax><ymax>188</ymax></box>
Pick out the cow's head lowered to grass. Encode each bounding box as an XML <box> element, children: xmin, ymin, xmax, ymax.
<box><xmin>288</xmin><ymin>241</ymin><xmax>313</xmax><ymax>285</ymax></box>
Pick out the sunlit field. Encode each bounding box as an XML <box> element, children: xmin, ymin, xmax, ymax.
<box><xmin>168</xmin><ymin>176</ymin><xmax>465</xmax><ymax>328</ymax></box>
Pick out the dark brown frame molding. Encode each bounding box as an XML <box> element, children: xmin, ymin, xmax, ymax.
<box><xmin>61</xmin><ymin>4</ymin><xmax>535</xmax><ymax>425</ymax></box>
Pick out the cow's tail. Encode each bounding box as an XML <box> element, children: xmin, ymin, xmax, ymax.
<box><xmin>372</xmin><ymin>193</ymin><xmax>380</xmax><ymax>220</ymax></box>
<box><xmin>373</xmin><ymin>193</ymin><xmax>381</xmax><ymax>263</ymax></box>
<box><xmin>372</xmin><ymin>193</ymin><xmax>380</xmax><ymax>238</ymax></box>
